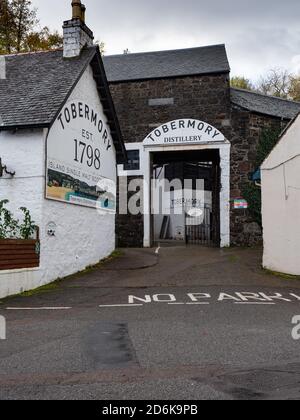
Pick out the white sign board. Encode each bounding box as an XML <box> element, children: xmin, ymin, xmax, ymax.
<box><xmin>143</xmin><ymin>119</ymin><xmax>225</xmax><ymax>146</ymax></box>
<box><xmin>46</xmin><ymin>100</ymin><xmax>116</xmax><ymax>210</ymax></box>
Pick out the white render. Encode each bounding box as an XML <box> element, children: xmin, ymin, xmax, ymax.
<box><xmin>63</xmin><ymin>19</ymin><xmax>93</xmax><ymax>58</ymax></box>
<box><xmin>262</xmin><ymin>115</ymin><xmax>300</xmax><ymax>275</ymax></box>
<box><xmin>0</xmin><ymin>65</ymin><xmax>117</xmax><ymax>298</ymax></box>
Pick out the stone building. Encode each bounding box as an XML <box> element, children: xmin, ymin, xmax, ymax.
<box><xmin>102</xmin><ymin>47</ymin><xmax>300</xmax><ymax>248</ymax></box>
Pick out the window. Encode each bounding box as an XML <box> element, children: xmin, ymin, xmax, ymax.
<box><xmin>124</xmin><ymin>150</ymin><xmax>140</xmax><ymax>171</ymax></box>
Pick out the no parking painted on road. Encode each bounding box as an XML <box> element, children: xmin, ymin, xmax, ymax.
<box><xmin>99</xmin><ymin>291</ymin><xmax>300</xmax><ymax>308</ymax></box>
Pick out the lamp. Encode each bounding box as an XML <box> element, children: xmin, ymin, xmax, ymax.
<box><xmin>0</xmin><ymin>158</ymin><xmax>15</xmax><ymax>177</ymax></box>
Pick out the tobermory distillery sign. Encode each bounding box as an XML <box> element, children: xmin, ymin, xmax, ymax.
<box><xmin>143</xmin><ymin>119</ymin><xmax>225</xmax><ymax>146</ymax></box>
<box><xmin>46</xmin><ymin>100</ymin><xmax>116</xmax><ymax>210</ymax></box>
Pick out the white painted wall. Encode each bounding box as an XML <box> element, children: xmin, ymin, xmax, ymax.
<box><xmin>0</xmin><ymin>65</ymin><xmax>117</xmax><ymax>298</ymax></box>
<box><xmin>262</xmin><ymin>115</ymin><xmax>300</xmax><ymax>275</ymax></box>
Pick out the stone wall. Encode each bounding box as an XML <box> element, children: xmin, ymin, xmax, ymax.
<box><xmin>230</xmin><ymin>106</ymin><xmax>288</xmax><ymax>246</ymax></box>
<box><xmin>116</xmin><ymin>176</ymin><xmax>144</xmax><ymax>247</ymax></box>
<box><xmin>109</xmin><ymin>74</ymin><xmax>289</xmax><ymax>247</ymax></box>
<box><xmin>111</xmin><ymin>73</ymin><xmax>231</xmax><ymax>247</ymax></box>
<box><xmin>109</xmin><ymin>74</ymin><xmax>232</xmax><ymax>143</ymax></box>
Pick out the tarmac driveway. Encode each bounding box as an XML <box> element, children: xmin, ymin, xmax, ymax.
<box><xmin>0</xmin><ymin>245</ymin><xmax>300</xmax><ymax>400</ymax></box>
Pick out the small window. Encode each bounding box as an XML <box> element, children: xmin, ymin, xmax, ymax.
<box><xmin>124</xmin><ymin>150</ymin><xmax>140</xmax><ymax>171</ymax></box>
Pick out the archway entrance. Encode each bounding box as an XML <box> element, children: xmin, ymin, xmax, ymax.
<box><xmin>152</xmin><ymin>149</ymin><xmax>220</xmax><ymax>247</ymax></box>
<box><xmin>142</xmin><ymin>119</ymin><xmax>230</xmax><ymax>248</ymax></box>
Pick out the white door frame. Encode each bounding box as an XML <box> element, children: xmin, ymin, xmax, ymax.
<box><xmin>142</xmin><ymin>142</ymin><xmax>231</xmax><ymax>248</ymax></box>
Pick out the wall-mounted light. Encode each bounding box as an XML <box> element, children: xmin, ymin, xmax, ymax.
<box><xmin>0</xmin><ymin>158</ymin><xmax>15</xmax><ymax>177</ymax></box>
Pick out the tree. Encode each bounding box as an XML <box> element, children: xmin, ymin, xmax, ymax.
<box><xmin>0</xmin><ymin>0</ymin><xmax>62</xmax><ymax>54</ymax></box>
<box><xmin>0</xmin><ymin>0</ymin><xmax>14</xmax><ymax>53</ymax></box>
<box><xmin>94</xmin><ymin>40</ymin><xmax>105</xmax><ymax>55</ymax></box>
<box><xmin>11</xmin><ymin>0</ymin><xmax>38</xmax><ymax>52</ymax></box>
<box><xmin>25</xmin><ymin>27</ymin><xmax>62</xmax><ymax>52</ymax></box>
<box><xmin>257</xmin><ymin>68</ymin><xmax>291</xmax><ymax>99</ymax></box>
<box><xmin>231</xmin><ymin>76</ymin><xmax>255</xmax><ymax>91</ymax></box>
<box><xmin>288</xmin><ymin>75</ymin><xmax>300</xmax><ymax>102</ymax></box>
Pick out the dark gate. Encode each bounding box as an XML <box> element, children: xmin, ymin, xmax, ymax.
<box><xmin>152</xmin><ymin>150</ymin><xmax>221</xmax><ymax>248</ymax></box>
<box><xmin>185</xmin><ymin>206</ymin><xmax>212</xmax><ymax>246</ymax></box>
<box><xmin>184</xmin><ymin>160</ymin><xmax>220</xmax><ymax>247</ymax></box>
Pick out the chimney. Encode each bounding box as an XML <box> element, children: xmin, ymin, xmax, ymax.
<box><xmin>63</xmin><ymin>1</ymin><xmax>94</xmax><ymax>58</ymax></box>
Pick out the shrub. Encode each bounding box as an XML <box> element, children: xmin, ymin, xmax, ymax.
<box><xmin>0</xmin><ymin>200</ymin><xmax>36</xmax><ymax>240</ymax></box>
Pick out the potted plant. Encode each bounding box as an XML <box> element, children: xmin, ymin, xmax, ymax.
<box><xmin>0</xmin><ymin>200</ymin><xmax>40</xmax><ymax>270</ymax></box>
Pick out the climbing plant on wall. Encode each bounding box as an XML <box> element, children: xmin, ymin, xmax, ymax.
<box><xmin>255</xmin><ymin>127</ymin><xmax>282</xmax><ymax>167</ymax></box>
<box><xmin>242</xmin><ymin>126</ymin><xmax>282</xmax><ymax>227</ymax></box>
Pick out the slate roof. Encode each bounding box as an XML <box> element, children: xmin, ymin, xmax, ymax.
<box><xmin>0</xmin><ymin>48</ymin><xmax>96</xmax><ymax>128</ymax></box>
<box><xmin>0</xmin><ymin>46</ymin><xmax>126</xmax><ymax>160</ymax></box>
<box><xmin>103</xmin><ymin>44</ymin><xmax>230</xmax><ymax>82</ymax></box>
<box><xmin>231</xmin><ymin>88</ymin><xmax>300</xmax><ymax>120</ymax></box>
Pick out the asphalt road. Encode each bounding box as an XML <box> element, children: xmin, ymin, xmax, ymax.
<box><xmin>0</xmin><ymin>246</ymin><xmax>300</xmax><ymax>400</ymax></box>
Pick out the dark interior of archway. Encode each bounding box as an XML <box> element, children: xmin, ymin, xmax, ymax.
<box><xmin>152</xmin><ymin>149</ymin><xmax>220</xmax><ymax>165</ymax></box>
<box><xmin>151</xmin><ymin>149</ymin><xmax>221</xmax><ymax>247</ymax></box>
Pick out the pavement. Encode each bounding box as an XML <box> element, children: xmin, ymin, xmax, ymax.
<box><xmin>0</xmin><ymin>245</ymin><xmax>300</xmax><ymax>400</ymax></box>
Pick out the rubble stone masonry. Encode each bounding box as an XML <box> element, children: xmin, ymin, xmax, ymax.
<box><xmin>109</xmin><ymin>74</ymin><xmax>288</xmax><ymax>247</ymax></box>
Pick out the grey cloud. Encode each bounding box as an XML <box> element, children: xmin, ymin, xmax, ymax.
<box><xmin>33</xmin><ymin>0</ymin><xmax>300</xmax><ymax>80</ymax></box>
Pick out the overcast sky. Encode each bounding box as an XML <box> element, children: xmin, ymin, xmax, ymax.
<box><xmin>32</xmin><ymin>0</ymin><xmax>300</xmax><ymax>82</ymax></box>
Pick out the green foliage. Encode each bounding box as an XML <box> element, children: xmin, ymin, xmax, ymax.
<box><xmin>255</xmin><ymin>127</ymin><xmax>282</xmax><ymax>167</ymax></box>
<box><xmin>0</xmin><ymin>0</ymin><xmax>62</xmax><ymax>54</ymax></box>
<box><xmin>231</xmin><ymin>76</ymin><xmax>255</xmax><ymax>91</ymax></box>
<box><xmin>242</xmin><ymin>183</ymin><xmax>262</xmax><ymax>227</ymax></box>
<box><xmin>0</xmin><ymin>200</ymin><xmax>36</xmax><ymax>239</ymax></box>
<box><xmin>242</xmin><ymin>127</ymin><xmax>281</xmax><ymax>226</ymax></box>
<box><xmin>25</xmin><ymin>27</ymin><xmax>63</xmax><ymax>52</ymax></box>
<box><xmin>0</xmin><ymin>199</ymin><xmax>19</xmax><ymax>238</ymax></box>
<box><xmin>19</xmin><ymin>206</ymin><xmax>36</xmax><ymax>239</ymax></box>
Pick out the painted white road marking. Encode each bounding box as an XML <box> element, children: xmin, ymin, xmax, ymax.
<box><xmin>168</xmin><ymin>303</ymin><xmax>185</xmax><ymax>305</ymax></box>
<box><xmin>186</xmin><ymin>302</ymin><xmax>210</xmax><ymax>305</ymax></box>
<box><xmin>234</xmin><ymin>302</ymin><xmax>276</xmax><ymax>305</ymax></box>
<box><xmin>99</xmin><ymin>304</ymin><xmax>143</xmax><ymax>308</ymax></box>
<box><xmin>6</xmin><ymin>307</ymin><xmax>72</xmax><ymax>311</ymax></box>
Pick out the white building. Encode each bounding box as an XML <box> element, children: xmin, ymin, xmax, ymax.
<box><xmin>262</xmin><ymin>113</ymin><xmax>300</xmax><ymax>276</ymax></box>
<box><xmin>0</xmin><ymin>2</ymin><xmax>126</xmax><ymax>298</ymax></box>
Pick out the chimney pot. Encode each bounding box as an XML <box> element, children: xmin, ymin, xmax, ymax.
<box><xmin>81</xmin><ymin>4</ymin><xmax>86</xmax><ymax>23</ymax></box>
<box><xmin>72</xmin><ymin>0</ymin><xmax>82</xmax><ymax>20</ymax></box>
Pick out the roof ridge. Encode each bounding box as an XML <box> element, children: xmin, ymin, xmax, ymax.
<box><xmin>104</xmin><ymin>44</ymin><xmax>226</xmax><ymax>59</ymax></box>
<box><xmin>231</xmin><ymin>87</ymin><xmax>300</xmax><ymax>105</ymax></box>
<box><xmin>1</xmin><ymin>45</ymin><xmax>98</xmax><ymax>58</ymax></box>
<box><xmin>1</xmin><ymin>49</ymin><xmax>63</xmax><ymax>58</ymax></box>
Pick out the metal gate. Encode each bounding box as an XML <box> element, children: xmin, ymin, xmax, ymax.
<box><xmin>185</xmin><ymin>206</ymin><xmax>212</xmax><ymax>246</ymax></box>
<box><xmin>184</xmin><ymin>160</ymin><xmax>220</xmax><ymax>247</ymax></box>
